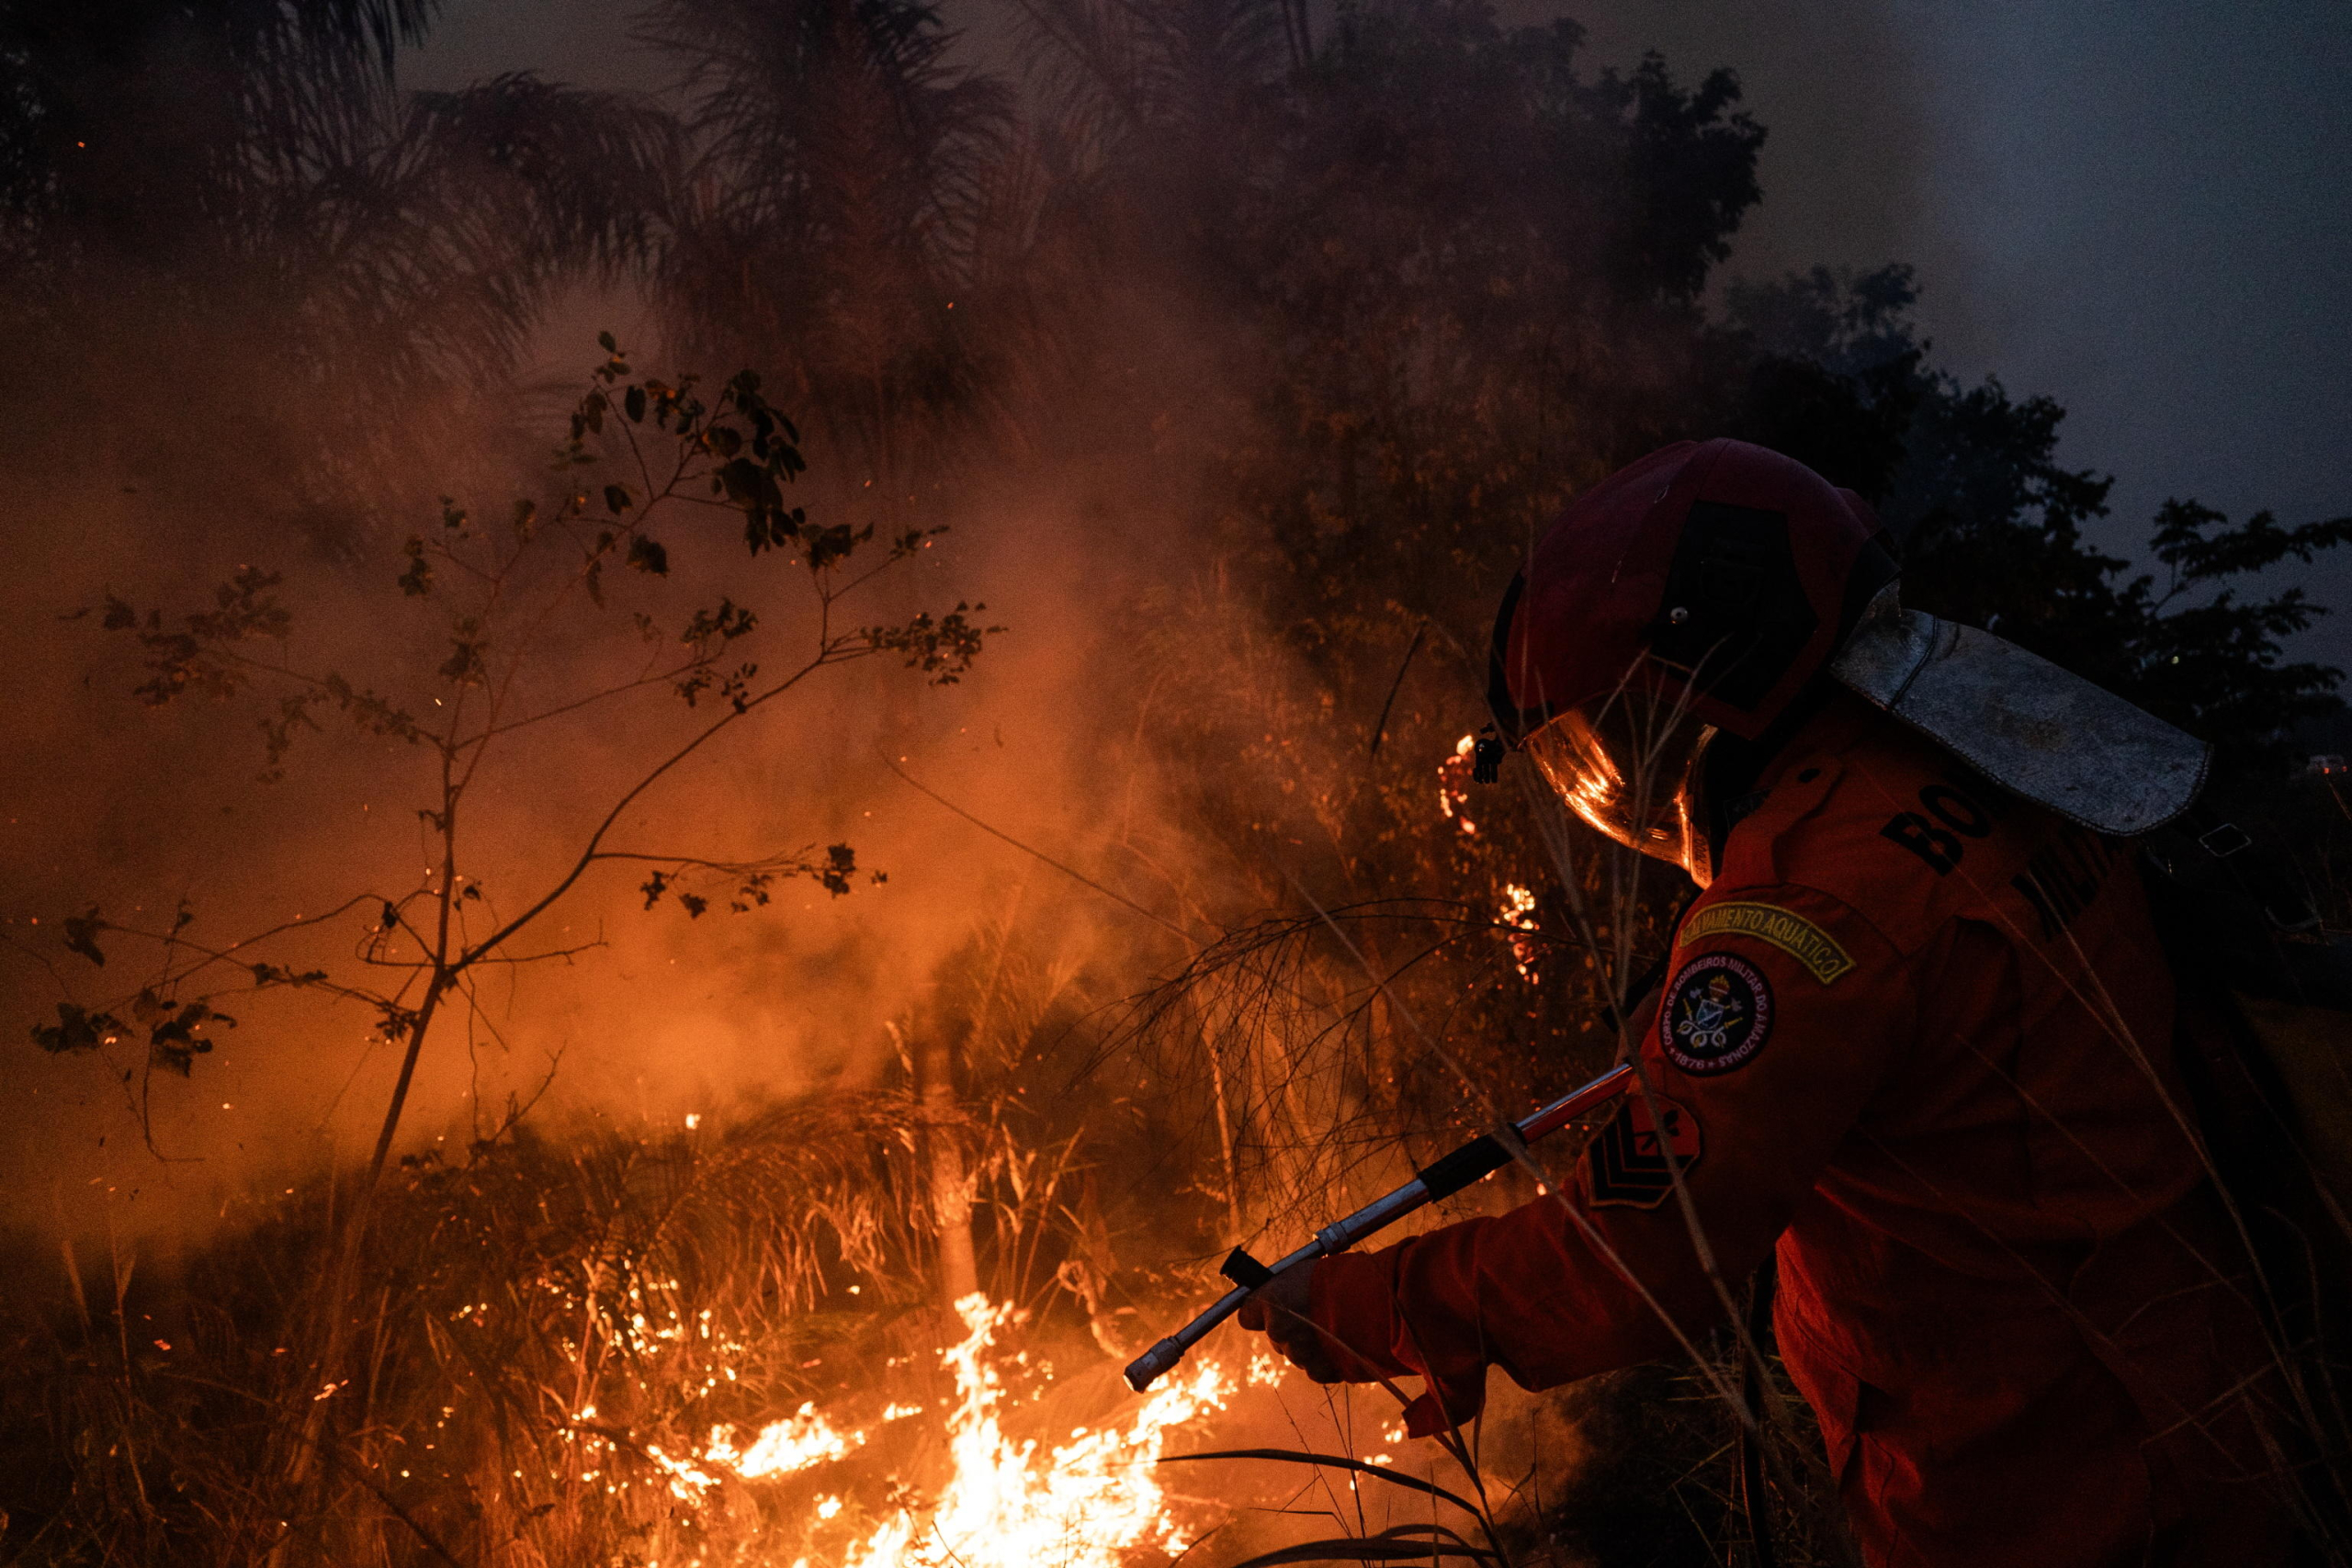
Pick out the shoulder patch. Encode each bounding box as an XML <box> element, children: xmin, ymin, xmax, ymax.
<box><xmin>1678</xmin><ymin>900</ymin><xmax>1853</xmax><ymax>985</ymax></box>
<box><xmin>1586</xmin><ymin>1092</ymin><xmax>1703</xmax><ymax>1209</ymax></box>
<box><xmin>1659</xmin><ymin>953</ymin><xmax>1773</xmax><ymax>1075</ymax></box>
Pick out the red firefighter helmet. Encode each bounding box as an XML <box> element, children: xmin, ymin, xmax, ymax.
<box><xmin>1489</xmin><ymin>438</ymin><xmax>1898</xmax><ymax>744</ymax></box>
<box><xmin>1487</xmin><ymin>439</ymin><xmax>1900</xmax><ymax>880</ymax></box>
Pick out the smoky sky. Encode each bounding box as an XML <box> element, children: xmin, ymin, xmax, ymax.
<box><xmin>1508</xmin><ymin>0</ymin><xmax>2352</xmax><ymax>660</ymax></box>
<box><xmin>406</xmin><ymin>0</ymin><xmax>2352</xmax><ymax>658</ymax></box>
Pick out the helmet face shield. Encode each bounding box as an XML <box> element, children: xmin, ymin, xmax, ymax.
<box><xmin>1523</xmin><ymin>693</ymin><xmax>1716</xmax><ymax>884</ymax></box>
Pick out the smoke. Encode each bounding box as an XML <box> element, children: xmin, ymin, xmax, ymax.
<box><xmin>1556</xmin><ymin>0</ymin><xmax>2352</xmax><ymax>670</ymax></box>
<box><xmin>0</xmin><ymin>354</ymin><xmax>1213</xmax><ymax>1244</ymax></box>
<box><xmin>0</xmin><ymin>195</ymin><xmax>1299</xmax><ymax>1258</ymax></box>
<box><xmin>0</xmin><ymin>0</ymin><xmax>1935</xmax><ymax>1257</ymax></box>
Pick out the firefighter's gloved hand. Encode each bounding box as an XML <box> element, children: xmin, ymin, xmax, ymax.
<box><xmin>1235</xmin><ymin>1259</ymin><xmax>1345</xmax><ymax>1382</ymax></box>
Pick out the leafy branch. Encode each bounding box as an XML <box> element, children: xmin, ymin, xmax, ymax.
<box><xmin>29</xmin><ymin>334</ymin><xmax>1000</xmax><ymax>1237</ymax></box>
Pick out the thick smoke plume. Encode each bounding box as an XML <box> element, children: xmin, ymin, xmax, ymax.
<box><xmin>1</xmin><ymin>0</ymin><xmax>1750</xmax><ymax>1248</ymax></box>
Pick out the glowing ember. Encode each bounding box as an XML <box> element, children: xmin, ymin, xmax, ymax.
<box><xmin>1438</xmin><ymin>735</ymin><xmax>1480</xmax><ymax>837</ymax></box>
<box><xmin>1500</xmin><ymin>882</ymin><xmax>1541</xmax><ymax>981</ymax></box>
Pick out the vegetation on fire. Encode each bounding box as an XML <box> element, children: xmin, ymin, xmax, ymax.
<box><xmin>11</xmin><ymin>339</ymin><xmax>998</xmax><ymax>1558</ymax></box>
<box><xmin>5</xmin><ymin>2</ymin><xmax>2351</xmax><ymax>1566</ymax></box>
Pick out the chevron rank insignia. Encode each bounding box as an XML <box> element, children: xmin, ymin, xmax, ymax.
<box><xmin>1585</xmin><ymin>1092</ymin><xmax>1703</xmax><ymax>1209</ymax></box>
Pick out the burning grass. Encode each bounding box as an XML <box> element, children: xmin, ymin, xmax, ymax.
<box><xmin>0</xmin><ymin>1091</ymin><xmax>1540</xmax><ymax>1568</ymax></box>
<box><xmin>12</xmin><ymin>655</ymin><xmax>2345</xmax><ymax>1568</ymax></box>
<box><xmin>1</xmin><ymin>1096</ymin><xmax>962</xmax><ymax>1562</ymax></box>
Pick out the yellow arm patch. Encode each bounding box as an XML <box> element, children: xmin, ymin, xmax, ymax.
<box><xmin>1676</xmin><ymin>900</ymin><xmax>1854</xmax><ymax>985</ymax></box>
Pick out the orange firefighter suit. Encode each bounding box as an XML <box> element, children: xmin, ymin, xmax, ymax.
<box><xmin>1308</xmin><ymin>695</ymin><xmax>2288</xmax><ymax>1566</ymax></box>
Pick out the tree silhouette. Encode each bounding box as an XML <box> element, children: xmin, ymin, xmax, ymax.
<box><xmin>1</xmin><ymin>2</ymin><xmax>677</xmax><ymax>520</ymax></box>
<box><xmin>643</xmin><ymin>0</ymin><xmax>1019</xmax><ymax>480</ymax></box>
<box><xmin>1729</xmin><ymin>264</ymin><xmax>2352</xmax><ymax>788</ymax></box>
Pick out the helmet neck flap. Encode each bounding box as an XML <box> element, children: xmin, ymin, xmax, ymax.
<box><xmin>1827</xmin><ymin>583</ymin><xmax>2208</xmax><ymax>837</ymax></box>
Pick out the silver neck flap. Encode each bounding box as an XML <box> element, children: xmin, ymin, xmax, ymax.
<box><xmin>1826</xmin><ymin>584</ymin><xmax>2210</xmax><ymax>837</ymax></box>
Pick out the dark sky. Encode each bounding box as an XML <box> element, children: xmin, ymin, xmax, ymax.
<box><xmin>407</xmin><ymin>0</ymin><xmax>2352</xmax><ymax>654</ymax></box>
<box><xmin>1550</xmin><ymin>4</ymin><xmax>2352</xmax><ymax>568</ymax></box>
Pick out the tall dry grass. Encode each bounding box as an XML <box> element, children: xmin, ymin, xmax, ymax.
<box><xmin>0</xmin><ymin>1090</ymin><xmax>1091</xmax><ymax>1567</ymax></box>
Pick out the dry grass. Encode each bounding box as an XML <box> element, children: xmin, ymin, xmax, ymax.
<box><xmin>0</xmin><ymin>1094</ymin><xmax>982</xmax><ymax>1567</ymax></box>
<box><xmin>10</xmin><ymin>644</ymin><xmax>2349</xmax><ymax>1567</ymax></box>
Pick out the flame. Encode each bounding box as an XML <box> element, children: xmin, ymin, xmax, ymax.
<box><xmin>1438</xmin><ymin>735</ymin><xmax>1480</xmax><ymax>837</ymax></box>
<box><xmin>710</xmin><ymin>1402</ymin><xmax>865</xmax><ymax>1477</ymax></box>
<box><xmin>1438</xmin><ymin>743</ymin><xmax>1542</xmax><ymax>979</ymax></box>
<box><xmin>829</xmin><ymin>1296</ymin><xmax>1230</xmax><ymax>1567</ymax></box>
<box><xmin>671</xmin><ymin>1295</ymin><xmax>1236</xmax><ymax>1566</ymax></box>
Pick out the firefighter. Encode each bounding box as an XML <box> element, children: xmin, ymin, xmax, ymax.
<box><xmin>1239</xmin><ymin>440</ymin><xmax>2293</xmax><ymax>1566</ymax></box>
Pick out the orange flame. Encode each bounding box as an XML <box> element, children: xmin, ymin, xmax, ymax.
<box><xmin>679</xmin><ymin>1295</ymin><xmax>1244</xmax><ymax>1566</ymax></box>
<box><xmin>836</xmin><ymin>1297</ymin><xmax>1228</xmax><ymax>1566</ymax></box>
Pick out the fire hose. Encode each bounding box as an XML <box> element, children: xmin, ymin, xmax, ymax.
<box><xmin>1122</xmin><ymin>1059</ymin><xmax>1636</xmax><ymax>1392</ymax></box>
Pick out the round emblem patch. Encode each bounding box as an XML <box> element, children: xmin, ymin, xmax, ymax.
<box><xmin>1659</xmin><ymin>952</ymin><xmax>1773</xmax><ymax>1075</ymax></box>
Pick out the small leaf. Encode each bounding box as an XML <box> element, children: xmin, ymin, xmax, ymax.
<box><xmin>628</xmin><ymin>536</ymin><xmax>670</xmax><ymax>576</ymax></box>
<box><xmin>399</xmin><ymin>542</ymin><xmax>433</xmax><ymax>597</ymax></box>
<box><xmin>32</xmin><ymin>1003</ymin><xmax>125</xmax><ymax>1054</ymax></box>
<box><xmin>439</xmin><ymin>636</ymin><xmax>488</xmax><ymax>686</ymax></box>
<box><xmin>148</xmin><ymin>1000</ymin><xmax>226</xmax><ymax>1077</ymax></box>
<box><xmin>604</xmin><ymin>483</ymin><xmax>632</xmax><ymax>515</ymax></box>
<box><xmin>625</xmin><ymin>385</ymin><xmax>646</xmax><ymax>423</ymax></box>
<box><xmin>62</xmin><ymin>909</ymin><xmax>107</xmax><ymax>966</ymax></box>
<box><xmin>597</xmin><ymin>330</ymin><xmax>616</xmax><ymax>353</ymax></box>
